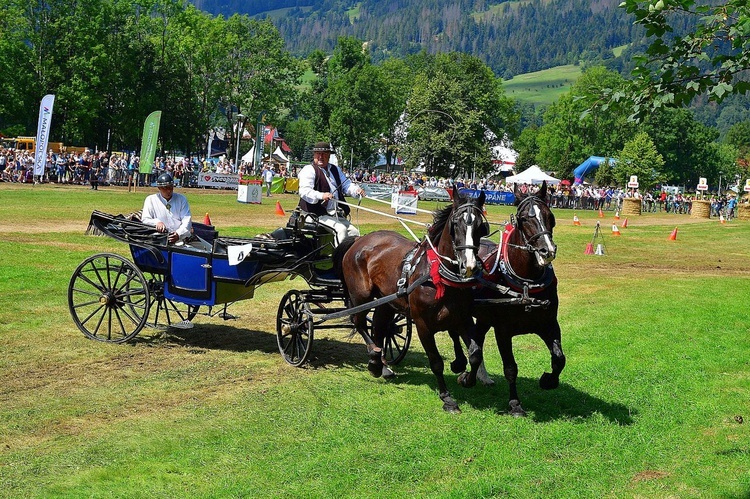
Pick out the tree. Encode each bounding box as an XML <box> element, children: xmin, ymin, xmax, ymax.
<box><xmin>401</xmin><ymin>52</ymin><xmax>517</xmax><ymax>178</ymax></box>
<box><xmin>326</xmin><ymin>37</ymin><xmax>391</xmax><ymax>169</ymax></box>
<box><xmin>536</xmin><ymin>67</ymin><xmax>634</xmax><ymax>179</ymax></box>
<box><xmin>620</xmin><ymin>0</ymin><xmax>750</xmax><ymax>120</ymax></box>
<box><xmin>614</xmin><ymin>131</ymin><xmax>665</xmax><ymax>190</ymax></box>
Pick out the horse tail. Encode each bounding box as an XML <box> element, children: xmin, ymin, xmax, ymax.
<box><xmin>332</xmin><ymin>235</ymin><xmax>358</xmax><ymax>285</ymax></box>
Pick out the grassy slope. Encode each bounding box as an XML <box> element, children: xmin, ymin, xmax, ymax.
<box><xmin>503</xmin><ymin>65</ymin><xmax>583</xmax><ymax>106</ymax></box>
<box><xmin>1</xmin><ymin>184</ymin><xmax>748</xmax><ymax>497</ymax></box>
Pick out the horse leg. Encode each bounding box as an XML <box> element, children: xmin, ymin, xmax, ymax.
<box><xmin>372</xmin><ymin>308</ymin><xmax>397</xmax><ymax>380</ymax></box>
<box><xmin>352</xmin><ymin>311</ymin><xmax>383</xmax><ymax>378</ymax></box>
<box><xmin>454</xmin><ymin>319</ymin><xmax>484</xmax><ymax>389</ymax></box>
<box><xmin>418</xmin><ymin>325</ymin><xmax>461</xmax><ymax>413</ymax></box>
<box><xmin>539</xmin><ymin>321</ymin><xmax>566</xmax><ymax>390</ymax></box>
<box><xmin>473</xmin><ymin>321</ymin><xmax>495</xmax><ymax>386</ymax></box>
<box><xmin>447</xmin><ymin>329</ymin><xmax>467</xmax><ymax>374</ymax></box>
<box><xmin>496</xmin><ymin>331</ymin><xmax>526</xmax><ymax>417</ymax></box>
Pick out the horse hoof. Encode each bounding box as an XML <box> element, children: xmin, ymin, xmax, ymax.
<box><xmin>450</xmin><ymin>359</ymin><xmax>467</xmax><ymax>374</ymax></box>
<box><xmin>382</xmin><ymin>365</ymin><xmax>396</xmax><ymax>380</ymax></box>
<box><xmin>539</xmin><ymin>372</ymin><xmax>559</xmax><ymax>390</ymax></box>
<box><xmin>508</xmin><ymin>399</ymin><xmax>527</xmax><ymax>417</ymax></box>
<box><xmin>440</xmin><ymin>393</ymin><xmax>461</xmax><ymax>413</ymax></box>
<box><xmin>457</xmin><ymin>371</ymin><xmax>476</xmax><ymax>388</ymax></box>
<box><xmin>367</xmin><ymin>359</ymin><xmax>382</xmax><ymax>378</ymax></box>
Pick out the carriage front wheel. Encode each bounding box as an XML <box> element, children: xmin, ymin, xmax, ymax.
<box><xmin>276</xmin><ymin>290</ymin><xmax>314</xmax><ymax>366</ymax></box>
<box><xmin>68</xmin><ymin>253</ymin><xmax>150</xmax><ymax>343</ymax></box>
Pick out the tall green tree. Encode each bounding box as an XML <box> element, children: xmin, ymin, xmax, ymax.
<box><xmin>325</xmin><ymin>37</ymin><xmax>391</xmax><ymax>168</ymax></box>
<box><xmin>401</xmin><ymin>52</ymin><xmax>517</xmax><ymax>178</ymax></box>
<box><xmin>614</xmin><ymin>131</ymin><xmax>665</xmax><ymax>191</ymax></box>
<box><xmin>536</xmin><ymin>66</ymin><xmax>634</xmax><ymax>179</ymax></box>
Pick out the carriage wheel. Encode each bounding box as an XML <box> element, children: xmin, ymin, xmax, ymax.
<box><xmin>367</xmin><ymin>313</ymin><xmax>412</xmax><ymax>366</ymax></box>
<box><xmin>142</xmin><ymin>273</ymin><xmax>200</xmax><ymax>329</ymax></box>
<box><xmin>68</xmin><ymin>253</ymin><xmax>149</xmax><ymax>343</ymax></box>
<box><xmin>276</xmin><ymin>290</ymin><xmax>314</xmax><ymax>367</ymax></box>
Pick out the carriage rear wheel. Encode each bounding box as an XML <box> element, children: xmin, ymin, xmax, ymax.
<box><xmin>276</xmin><ymin>290</ymin><xmax>314</xmax><ymax>367</ymax></box>
<box><xmin>68</xmin><ymin>253</ymin><xmax>149</xmax><ymax>343</ymax></box>
<box><xmin>142</xmin><ymin>272</ymin><xmax>200</xmax><ymax>329</ymax></box>
<box><xmin>367</xmin><ymin>313</ymin><xmax>412</xmax><ymax>366</ymax></box>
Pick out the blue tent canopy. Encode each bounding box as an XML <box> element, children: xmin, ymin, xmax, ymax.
<box><xmin>573</xmin><ymin>156</ymin><xmax>616</xmax><ymax>184</ymax></box>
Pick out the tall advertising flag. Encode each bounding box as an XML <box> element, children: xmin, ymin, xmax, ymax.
<box><xmin>34</xmin><ymin>94</ymin><xmax>55</xmax><ymax>177</ymax></box>
<box><xmin>138</xmin><ymin>111</ymin><xmax>162</xmax><ymax>174</ymax></box>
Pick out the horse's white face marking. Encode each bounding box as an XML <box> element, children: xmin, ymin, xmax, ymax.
<box><xmin>462</xmin><ymin>211</ymin><xmax>477</xmax><ymax>273</ymax></box>
<box><xmin>529</xmin><ymin>201</ymin><xmax>556</xmax><ymax>265</ymax></box>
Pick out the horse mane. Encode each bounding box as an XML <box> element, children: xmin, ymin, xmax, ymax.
<box><xmin>428</xmin><ymin>192</ymin><xmax>466</xmax><ymax>243</ymax></box>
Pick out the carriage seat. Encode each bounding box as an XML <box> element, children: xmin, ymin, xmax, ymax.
<box><xmin>286</xmin><ymin>209</ymin><xmax>334</xmax><ymax>237</ymax></box>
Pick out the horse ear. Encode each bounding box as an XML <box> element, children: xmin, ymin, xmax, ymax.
<box><xmin>452</xmin><ymin>185</ymin><xmax>461</xmax><ymax>207</ymax></box>
<box><xmin>477</xmin><ymin>190</ymin><xmax>486</xmax><ymax>206</ymax></box>
<box><xmin>513</xmin><ymin>184</ymin><xmax>522</xmax><ymax>205</ymax></box>
<box><xmin>538</xmin><ymin>181</ymin><xmax>547</xmax><ymax>198</ymax></box>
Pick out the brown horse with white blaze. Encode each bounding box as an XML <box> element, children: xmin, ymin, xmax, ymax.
<box><xmin>451</xmin><ymin>182</ymin><xmax>566</xmax><ymax>416</ymax></box>
<box><xmin>333</xmin><ymin>187</ymin><xmax>488</xmax><ymax>413</ymax></box>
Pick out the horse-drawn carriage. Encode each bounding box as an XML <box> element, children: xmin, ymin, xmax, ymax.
<box><xmin>69</xmin><ymin>184</ymin><xmax>566</xmax><ymax>414</ymax></box>
<box><xmin>68</xmin><ymin>208</ymin><xmax>412</xmax><ymax>367</ymax></box>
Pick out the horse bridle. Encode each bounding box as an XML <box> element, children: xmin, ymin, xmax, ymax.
<box><xmin>510</xmin><ymin>195</ymin><xmax>555</xmax><ymax>256</ymax></box>
<box><xmin>451</xmin><ymin>203</ymin><xmax>489</xmax><ymax>253</ymax></box>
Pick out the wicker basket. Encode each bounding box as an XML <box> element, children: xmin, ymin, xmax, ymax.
<box><xmin>691</xmin><ymin>199</ymin><xmax>711</xmax><ymax>219</ymax></box>
<box><xmin>622</xmin><ymin>197</ymin><xmax>641</xmax><ymax>216</ymax></box>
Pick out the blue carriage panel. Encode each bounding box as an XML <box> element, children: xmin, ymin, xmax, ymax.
<box><xmin>130</xmin><ymin>246</ymin><xmax>169</xmax><ymax>274</ymax></box>
<box><xmin>211</xmin><ymin>255</ymin><xmax>260</xmax><ymax>281</ymax></box>
<box><xmin>165</xmin><ymin>250</ymin><xmax>215</xmax><ymax>305</ymax></box>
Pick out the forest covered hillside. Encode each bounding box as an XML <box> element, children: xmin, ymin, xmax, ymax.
<box><xmin>189</xmin><ymin>0</ymin><xmax>638</xmax><ymax>78</ymax></box>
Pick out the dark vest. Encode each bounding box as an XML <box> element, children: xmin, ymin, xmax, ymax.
<box><xmin>297</xmin><ymin>164</ymin><xmax>349</xmax><ymax>216</ymax></box>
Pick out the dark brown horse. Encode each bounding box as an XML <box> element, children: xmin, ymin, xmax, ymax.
<box><xmin>333</xmin><ymin>187</ymin><xmax>488</xmax><ymax>413</ymax></box>
<box><xmin>452</xmin><ymin>182</ymin><xmax>566</xmax><ymax>416</ymax></box>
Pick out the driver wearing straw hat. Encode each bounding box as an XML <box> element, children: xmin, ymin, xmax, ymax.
<box><xmin>297</xmin><ymin>141</ymin><xmax>365</xmax><ymax>246</ymax></box>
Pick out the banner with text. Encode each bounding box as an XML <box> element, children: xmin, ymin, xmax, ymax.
<box><xmin>198</xmin><ymin>172</ymin><xmax>240</xmax><ymax>189</ymax></box>
<box><xmin>33</xmin><ymin>94</ymin><xmax>55</xmax><ymax>176</ymax></box>
<box><xmin>138</xmin><ymin>110</ymin><xmax>162</xmax><ymax>174</ymax></box>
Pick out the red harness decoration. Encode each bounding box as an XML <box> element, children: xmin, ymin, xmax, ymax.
<box><xmin>426</xmin><ymin>247</ymin><xmax>476</xmax><ymax>300</ymax></box>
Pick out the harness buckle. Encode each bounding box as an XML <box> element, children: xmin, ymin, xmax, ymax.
<box><xmin>397</xmin><ymin>277</ymin><xmax>407</xmax><ymax>288</ymax></box>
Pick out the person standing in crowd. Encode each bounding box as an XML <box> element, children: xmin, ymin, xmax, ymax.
<box><xmin>262</xmin><ymin>163</ymin><xmax>275</xmax><ymax>197</ymax></box>
<box><xmin>297</xmin><ymin>141</ymin><xmax>364</xmax><ymax>246</ymax></box>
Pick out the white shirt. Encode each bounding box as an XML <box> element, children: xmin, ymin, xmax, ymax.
<box><xmin>141</xmin><ymin>191</ymin><xmax>192</xmax><ymax>240</ymax></box>
<box><xmin>263</xmin><ymin>168</ymin><xmax>274</xmax><ymax>183</ymax></box>
<box><xmin>298</xmin><ymin>163</ymin><xmax>361</xmax><ymax>214</ymax></box>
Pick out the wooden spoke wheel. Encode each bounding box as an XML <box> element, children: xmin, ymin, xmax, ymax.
<box><xmin>276</xmin><ymin>290</ymin><xmax>314</xmax><ymax>367</ymax></box>
<box><xmin>142</xmin><ymin>272</ymin><xmax>200</xmax><ymax>329</ymax></box>
<box><xmin>68</xmin><ymin>253</ymin><xmax>149</xmax><ymax>343</ymax></box>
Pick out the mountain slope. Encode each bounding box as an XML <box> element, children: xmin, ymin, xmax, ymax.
<box><xmin>189</xmin><ymin>0</ymin><xmax>637</xmax><ymax>77</ymax></box>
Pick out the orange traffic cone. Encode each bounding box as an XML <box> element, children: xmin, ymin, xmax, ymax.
<box><xmin>720</xmin><ymin>213</ymin><xmax>726</xmax><ymax>224</ymax></box>
<box><xmin>598</xmin><ymin>208</ymin><xmax>604</xmax><ymax>218</ymax></box>
<box><xmin>573</xmin><ymin>214</ymin><xmax>581</xmax><ymax>226</ymax></box>
<box><xmin>614</xmin><ymin>210</ymin><xmax>620</xmax><ymax>220</ymax></box>
<box><xmin>668</xmin><ymin>227</ymin><xmax>678</xmax><ymax>241</ymax></box>
<box><xmin>611</xmin><ymin>223</ymin><xmax>621</xmax><ymax>236</ymax></box>
<box><xmin>584</xmin><ymin>242</ymin><xmax>594</xmax><ymax>254</ymax></box>
<box><xmin>204</xmin><ymin>212</ymin><xmax>212</xmax><ymax>225</ymax></box>
<box><xmin>621</xmin><ymin>218</ymin><xmax>628</xmax><ymax>228</ymax></box>
<box><xmin>275</xmin><ymin>201</ymin><xmax>285</xmax><ymax>216</ymax></box>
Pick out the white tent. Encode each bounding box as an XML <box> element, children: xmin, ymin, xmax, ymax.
<box><xmin>272</xmin><ymin>146</ymin><xmax>288</xmax><ymax>163</ymax></box>
<box><xmin>241</xmin><ymin>146</ymin><xmax>255</xmax><ymax>164</ymax></box>
<box><xmin>505</xmin><ymin>165</ymin><xmax>560</xmax><ymax>185</ymax></box>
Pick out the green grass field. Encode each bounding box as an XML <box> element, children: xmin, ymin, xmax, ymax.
<box><xmin>503</xmin><ymin>65</ymin><xmax>583</xmax><ymax>106</ymax></box>
<box><xmin>1</xmin><ymin>184</ymin><xmax>749</xmax><ymax>497</ymax></box>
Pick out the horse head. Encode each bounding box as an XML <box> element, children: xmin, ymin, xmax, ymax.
<box><xmin>450</xmin><ymin>186</ymin><xmax>488</xmax><ymax>277</ymax></box>
<box><xmin>514</xmin><ymin>181</ymin><xmax>557</xmax><ymax>267</ymax></box>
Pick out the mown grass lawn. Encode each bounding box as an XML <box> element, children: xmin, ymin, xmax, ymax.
<box><xmin>0</xmin><ymin>184</ymin><xmax>748</xmax><ymax>497</ymax></box>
